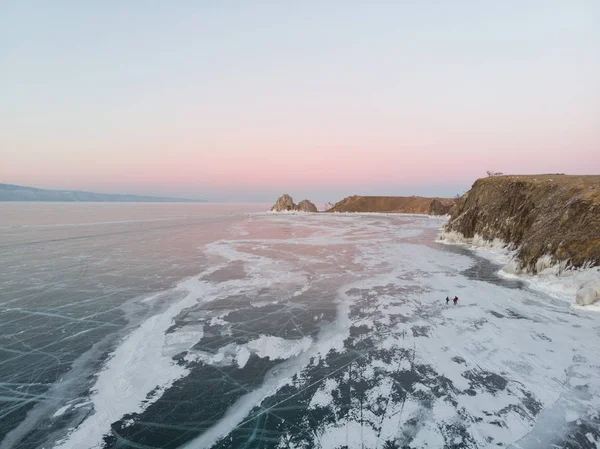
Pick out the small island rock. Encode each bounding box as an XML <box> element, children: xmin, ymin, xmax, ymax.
<box><xmin>296</xmin><ymin>199</ymin><xmax>318</xmax><ymax>212</ymax></box>
<box><xmin>271</xmin><ymin>194</ymin><xmax>296</xmax><ymax>212</ymax></box>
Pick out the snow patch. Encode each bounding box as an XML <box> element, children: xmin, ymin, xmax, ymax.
<box><xmin>185</xmin><ymin>336</ymin><xmax>313</xmax><ymax>369</ymax></box>
<box><xmin>575</xmin><ymin>279</ymin><xmax>600</xmax><ymax>306</ymax></box>
<box><xmin>52</xmin><ymin>405</ymin><xmax>70</xmax><ymax>418</ymax></box>
<box><xmin>246</xmin><ymin>335</ymin><xmax>313</xmax><ymax>360</ymax></box>
<box><xmin>565</xmin><ymin>410</ymin><xmax>579</xmax><ymax>423</ymax></box>
<box><xmin>308</xmin><ymin>378</ymin><xmax>338</xmax><ymax>409</ymax></box>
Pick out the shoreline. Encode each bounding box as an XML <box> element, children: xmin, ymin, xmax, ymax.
<box><xmin>437</xmin><ymin>229</ymin><xmax>600</xmax><ymax>312</ymax></box>
<box><xmin>264</xmin><ymin>210</ymin><xmax>449</xmax><ymax>218</ymax></box>
<box><xmin>267</xmin><ymin>210</ymin><xmax>599</xmax><ymax>309</ymax></box>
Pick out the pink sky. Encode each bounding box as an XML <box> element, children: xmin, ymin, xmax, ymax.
<box><xmin>2</xmin><ymin>2</ymin><xmax>599</xmax><ymax>201</ymax></box>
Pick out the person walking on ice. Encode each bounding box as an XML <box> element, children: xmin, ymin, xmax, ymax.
<box><xmin>446</xmin><ymin>296</ymin><xmax>450</xmax><ymax>305</ymax></box>
<box><xmin>453</xmin><ymin>296</ymin><xmax>458</xmax><ymax>306</ymax></box>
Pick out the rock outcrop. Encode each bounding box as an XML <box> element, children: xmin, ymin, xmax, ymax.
<box><xmin>442</xmin><ymin>175</ymin><xmax>600</xmax><ymax>304</ymax></box>
<box><xmin>270</xmin><ymin>194</ymin><xmax>296</xmax><ymax>212</ymax></box>
<box><xmin>327</xmin><ymin>196</ymin><xmax>455</xmax><ymax>215</ymax></box>
<box><xmin>296</xmin><ymin>199</ymin><xmax>318</xmax><ymax>212</ymax></box>
<box><xmin>428</xmin><ymin>198</ymin><xmax>455</xmax><ymax>216</ymax></box>
<box><xmin>270</xmin><ymin>195</ymin><xmax>318</xmax><ymax>212</ymax></box>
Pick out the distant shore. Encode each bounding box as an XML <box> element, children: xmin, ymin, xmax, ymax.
<box><xmin>0</xmin><ymin>183</ymin><xmax>203</xmax><ymax>203</ymax></box>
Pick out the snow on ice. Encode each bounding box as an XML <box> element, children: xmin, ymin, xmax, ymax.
<box><xmin>55</xmin><ymin>213</ymin><xmax>600</xmax><ymax>449</ymax></box>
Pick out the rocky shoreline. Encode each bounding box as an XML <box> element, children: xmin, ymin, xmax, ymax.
<box><xmin>440</xmin><ymin>174</ymin><xmax>600</xmax><ymax>305</ymax></box>
<box><xmin>270</xmin><ymin>194</ymin><xmax>455</xmax><ymax>215</ymax></box>
<box><xmin>270</xmin><ymin>176</ymin><xmax>600</xmax><ymax>305</ymax></box>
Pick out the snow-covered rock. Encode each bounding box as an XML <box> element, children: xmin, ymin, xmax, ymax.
<box><xmin>576</xmin><ymin>279</ymin><xmax>600</xmax><ymax>305</ymax></box>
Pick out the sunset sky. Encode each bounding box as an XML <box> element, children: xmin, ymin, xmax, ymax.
<box><xmin>1</xmin><ymin>1</ymin><xmax>599</xmax><ymax>202</ymax></box>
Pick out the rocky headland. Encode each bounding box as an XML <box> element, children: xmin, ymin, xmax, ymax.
<box><xmin>270</xmin><ymin>194</ymin><xmax>455</xmax><ymax>215</ymax></box>
<box><xmin>327</xmin><ymin>195</ymin><xmax>455</xmax><ymax>215</ymax></box>
<box><xmin>440</xmin><ymin>174</ymin><xmax>600</xmax><ymax>305</ymax></box>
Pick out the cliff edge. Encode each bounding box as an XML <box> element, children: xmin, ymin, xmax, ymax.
<box><xmin>441</xmin><ymin>175</ymin><xmax>600</xmax><ymax>304</ymax></box>
<box><xmin>327</xmin><ymin>196</ymin><xmax>455</xmax><ymax>215</ymax></box>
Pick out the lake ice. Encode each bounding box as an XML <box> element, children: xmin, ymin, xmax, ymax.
<box><xmin>0</xmin><ymin>204</ymin><xmax>598</xmax><ymax>449</ymax></box>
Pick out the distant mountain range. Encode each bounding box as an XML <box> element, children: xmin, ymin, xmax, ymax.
<box><xmin>0</xmin><ymin>183</ymin><xmax>204</xmax><ymax>202</ymax></box>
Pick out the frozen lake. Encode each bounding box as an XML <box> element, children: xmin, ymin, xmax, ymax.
<box><xmin>0</xmin><ymin>203</ymin><xmax>598</xmax><ymax>449</ymax></box>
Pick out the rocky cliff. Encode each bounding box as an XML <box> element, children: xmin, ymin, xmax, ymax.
<box><xmin>428</xmin><ymin>198</ymin><xmax>455</xmax><ymax>216</ymax></box>
<box><xmin>443</xmin><ymin>175</ymin><xmax>600</xmax><ymax>270</ymax></box>
<box><xmin>327</xmin><ymin>195</ymin><xmax>455</xmax><ymax>215</ymax></box>
<box><xmin>441</xmin><ymin>175</ymin><xmax>600</xmax><ymax>304</ymax></box>
<box><xmin>271</xmin><ymin>195</ymin><xmax>318</xmax><ymax>212</ymax></box>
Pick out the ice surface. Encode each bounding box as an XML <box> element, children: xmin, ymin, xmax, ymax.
<box><xmin>184</xmin><ymin>215</ymin><xmax>600</xmax><ymax>448</ymax></box>
<box><xmin>2</xmin><ymin>206</ymin><xmax>599</xmax><ymax>449</ymax></box>
<box><xmin>54</xmin><ymin>278</ymin><xmax>211</xmax><ymax>449</ymax></box>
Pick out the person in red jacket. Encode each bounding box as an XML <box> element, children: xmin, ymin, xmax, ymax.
<box><xmin>453</xmin><ymin>296</ymin><xmax>458</xmax><ymax>305</ymax></box>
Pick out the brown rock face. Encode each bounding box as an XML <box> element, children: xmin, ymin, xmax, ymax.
<box><xmin>296</xmin><ymin>199</ymin><xmax>318</xmax><ymax>212</ymax></box>
<box><xmin>428</xmin><ymin>198</ymin><xmax>455</xmax><ymax>216</ymax></box>
<box><xmin>327</xmin><ymin>196</ymin><xmax>455</xmax><ymax>214</ymax></box>
<box><xmin>444</xmin><ymin>175</ymin><xmax>600</xmax><ymax>272</ymax></box>
<box><xmin>270</xmin><ymin>194</ymin><xmax>296</xmax><ymax>212</ymax></box>
<box><xmin>270</xmin><ymin>195</ymin><xmax>318</xmax><ymax>212</ymax></box>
